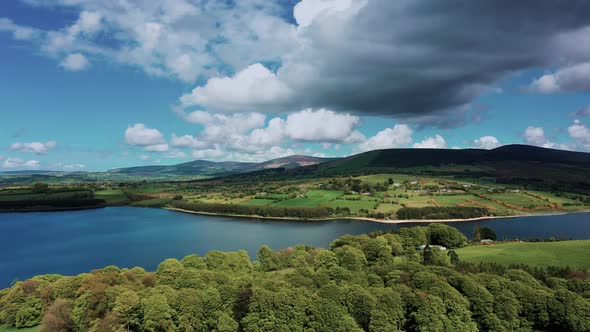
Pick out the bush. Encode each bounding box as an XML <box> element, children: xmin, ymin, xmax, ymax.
<box><xmin>427</xmin><ymin>224</ymin><xmax>467</xmax><ymax>248</ymax></box>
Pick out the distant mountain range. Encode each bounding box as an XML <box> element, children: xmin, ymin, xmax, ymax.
<box><xmin>0</xmin><ymin>155</ymin><xmax>337</xmax><ymax>180</ymax></box>
<box><xmin>2</xmin><ymin>145</ymin><xmax>590</xmax><ymax>194</ymax></box>
<box><xmin>107</xmin><ymin>155</ymin><xmax>337</xmax><ymax>177</ymax></box>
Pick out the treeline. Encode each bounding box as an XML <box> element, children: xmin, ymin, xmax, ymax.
<box><xmin>0</xmin><ymin>198</ymin><xmax>105</xmax><ymax>210</ymax></box>
<box><xmin>171</xmin><ymin>200</ymin><xmax>331</xmax><ymax>219</ymax></box>
<box><xmin>397</xmin><ymin>206</ymin><xmax>488</xmax><ymax>220</ymax></box>
<box><xmin>1</xmin><ymin>224</ymin><xmax>589</xmax><ymax>331</ymax></box>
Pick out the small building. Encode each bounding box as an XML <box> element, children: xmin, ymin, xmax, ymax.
<box><xmin>480</xmin><ymin>239</ymin><xmax>494</xmax><ymax>245</ymax></box>
<box><xmin>417</xmin><ymin>244</ymin><xmax>447</xmax><ymax>251</ymax></box>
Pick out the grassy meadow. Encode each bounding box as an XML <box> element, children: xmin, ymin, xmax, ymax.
<box><xmin>455</xmin><ymin>240</ymin><xmax>590</xmax><ymax>269</ymax></box>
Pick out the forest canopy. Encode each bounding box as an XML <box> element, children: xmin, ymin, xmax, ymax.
<box><xmin>1</xmin><ymin>224</ymin><xmax>589</xmax><ymax>332</ymax></box>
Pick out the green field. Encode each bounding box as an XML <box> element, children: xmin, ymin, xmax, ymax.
<box><xmin>431</xmin><ymin>194</ymin><xmax>476</xmax><ymax>206</ymax></box>
<box><xmin>130</xmin><ymin>197</ymin><xmax>173</xmax><ymax>207</ymax></box>
<box><xmin>94</xmin><ymin>189</ymin><xmax>130</xmax><ymax>205</ymax></box>
<box><xmin>375</xmin><ymin>203</ymin><xmax>399</xmax><ymax>214</ymax></box>
<box><xmin>241</xmin><ymin>198</ymin><xmax>277</xmax><ymax>206</ymax></box>
<box><xmin>271</xmin><ymin>190</ymin><xmax>343</xmax><ymax>207</ymax></box>
<box><xmin>326</xmin><ymin>199</ymin><xmax>377</xmax><ymax>213</ymax></box>
<box><xmin>455</xmin><ymin>240</ymin><xmax>590</xmax><ymax>269</ymax></box>
<box><xmin>485</xmin><ymin>192</ymin><xmax>548</xmax><ymax>208</ymax></box>
<box><xmin>2</xmin><ymin>169</ymin><xmax>589</xmax><ymax>219</ymax></box>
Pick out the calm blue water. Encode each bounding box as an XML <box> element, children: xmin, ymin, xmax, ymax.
<box><xmin>1</xmin><ymin>207</ymin><xmax>589</xmax><ymax>287</ymax></box>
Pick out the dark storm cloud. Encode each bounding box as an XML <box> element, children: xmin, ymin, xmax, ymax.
<box><xmin>277</xmin><ymin>0</ymin><xmax>590</xmax><ymax>126</ymax></box>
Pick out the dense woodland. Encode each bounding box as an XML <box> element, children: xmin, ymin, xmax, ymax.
<box><xmin>396</xmin><ymin>206</ymin><xmax>489</xmax><ymax>220</ymax></box>
<box><xmin>171</xmin><ymin>200</ymin><xmax>332</xmax><ymax>219</ymax></box>
<box><xmin>1</xmin><ymin>224</ymin><xmax>589</xmax><ymax>332</ymax></box>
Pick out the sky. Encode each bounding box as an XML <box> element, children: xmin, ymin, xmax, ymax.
<box><xmin>1</xmin><ymin>0</ymin><xmax>590</xmax><ymax>171</ymax></box>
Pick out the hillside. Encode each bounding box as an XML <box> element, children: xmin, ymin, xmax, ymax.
<box><xmin>107</xmin><ymin>155</ymin><xmax>335</xmax><ymax>177</ymax></box>
<box><xmin>108</xmin><ymin>160</ymin><xmax>256</xmax><ymax>177</ymax></box>
<box><xmin>219</xmin><ymin>145</ymin><xmax>590</xmax><ymax>194</ymax></box>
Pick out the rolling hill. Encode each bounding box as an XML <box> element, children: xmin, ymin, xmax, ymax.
<box><xmin>218</xmin><ymin>145</ymin><xmax>590</xmax><ymax>194</ymax></box>
<box><xmin>2</xmin><ymin>145</ymin><xmax>590</xmax><ymax>194</ymax></box>
<box><xmin>106</xmin><ymin>155</ymin><xmax>336</xmax><ymax>177</ymax></box>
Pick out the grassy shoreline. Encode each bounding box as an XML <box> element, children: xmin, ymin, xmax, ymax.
<box><xmin>2</xmin><ymin>203</ymin><xmax>588</xmax><ymax>224</ymax></box>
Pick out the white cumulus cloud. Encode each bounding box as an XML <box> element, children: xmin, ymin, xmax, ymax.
<box><xmin>284</xmin><ymin>109</ymin><xmax>362</xmax><ymax>142</ymax></box>
<box><xmin>10</xmin><ymin>140</ymin><xmax>56</xmax><ymax>154</ymax></box>
<box><xmin>523</xmin><ymin>126</ymin><xmax>571</xmax><ymax>150</ymax></box>
<box><xmin>143</xmin><ymin>143</ymin><xmax>169</xmax><ymax>152</ymax></box>
<box><xmin>2</xmin><ymin>157</ymin><xmax>40</xmax><ymax>169</ymax></box>
<box><xmin>473</xmin><ymin>136</ymin><xmax>501</xmax><ymax>149</ymax></box>
<box><xmin>568</xmin><ymin>120</ymin><xmax>590</xmax><ymax>151</ymax></box>
<box><xmin>125</xmin><ymin>124</ymin><xmax>166</xmax><ymax>146</ymax></box>
<box><xmin>358</xmin><ymin>124</ymin><xmax>413</xmax><ymax>152</ymax></box>
<box><xmin>179</xmin><ymin>63</ymin><xmax>292</xmax><ymax>113</ymax></box>
<box><xmin>0</xmin><ymin>18</ymin><xmax>38</xmax><ymax>40</ymax></box>
<box><xmin>171</xmin><ymin>134</ymin><xmax>208</xmax><ymax>149</ymax></box>
<box><xmin>60</xmin><ymin>53</ymin><xmax>89</xmax><ymax>71</ymax></box>
<box><xmin>413</xmin><ymin>135</ymin><xmax>448</xmax><ymax>149</ymax></box>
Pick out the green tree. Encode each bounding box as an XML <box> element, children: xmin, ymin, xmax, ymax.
<box><xmin>216</xmin><ymin>312</ymin><xmax>239</xmax><ymax>332</ymax></box>
<box><xmin>113</xmin><ymin>290</ymin><xmax>141</xmax><ymax>331</ymax></box>
<box><xmin>313</xmin><ymin>249</ymin><xmax>339</xmax><ymax>270</ymax></box>
<box><xmin>480</xmin><ymin>227</ymin><xmax>497</xmax><ymax>240</ymax></box>
<box><xmin>447</xmin><ymin>250</ymin><xmax>460</xmax><ymax>265</ymax></box>
<box><xmin>427</xmin><ymin>223</ymin><xmax>467</xmax><ymax>248</ymax></box>
<box><xmin>257</xmin><ymin>245</ymin><xmax>280</xmax><ymax>271</ymax></box>
<box><xmin>15</xmin><ymin>300</ymin><xmax>42</xmax><ymax>328</ymax></box>
<box><xmin>155</xmin><ymin>258</ymin><xmax>185</xmax><ymax>286</ymax></box>
<box><xmin>142</xmin><ymin>294</ymin><xmax>176</xmax><ymax>332</ymax></box>
<box><xmin>472</xmin><ymin>227</ymin><xmax>481</xmax><ymax>242</ymax></box>
<box><xmin>334</xmin><ymin>245</ymin><xmax>367</xmax><ymax>271</ymax></box>
<box><xmin>181</xmin><ymin>254</ymin><xmax>206</xmax><ymax>270</ymax></box>
<box><xmin>176</xmin><ymin>288</ymin><xmax>206</xmax><ymax>331</ymax></box>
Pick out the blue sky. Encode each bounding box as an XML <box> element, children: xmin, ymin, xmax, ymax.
<box><xmin>1</xmin><ymin>0</ymin><xmax>590</xmax><ymax>171</ymax></box>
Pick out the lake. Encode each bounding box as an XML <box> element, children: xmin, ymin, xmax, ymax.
<box><xmin>1</xmin><ymin>207</ymin><xmax>589</xmax><ymax>287</ymax></box>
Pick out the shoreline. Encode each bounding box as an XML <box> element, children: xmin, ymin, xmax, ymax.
<box><xmin>165</xmin><ymin>207</ymin><xmax>590</xmax><ymax>224</ymax></box>
<box><xmin>0</xmin><ymin>205</ymin><xmax>105</xmax><ymax>213</ymax></box>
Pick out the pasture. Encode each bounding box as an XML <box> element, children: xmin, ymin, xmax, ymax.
<box><xmin>241</xmin><ymin>198</ymin><xmax>277</xmax><ymax>206</ymax></box>
<box><xmin>455</xmin><ymin>240</ymin><xmax>590</xmax><ymax>269</ymax></box>
<box><xmin>326</xmin><ymin>199</ymin><xmax>377</xmax><ymax>213</ymax></box>
<box><xmin>94</xmin><ymin>189</ymin><xmax>130</xmax><ymax>205</ymax></box>
<box><xmin>485</xmin><ymin>192</ymin><xmax>548</xmax><ymax>208</ymax></box>
<box><xmin>271</xmin><ymin>190</ymin><xmax>343</xmax><ymax>207</ymax></box>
